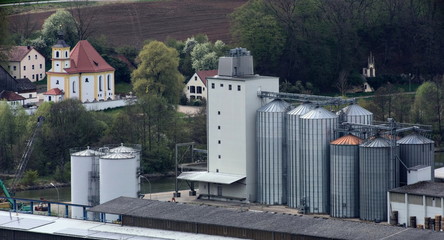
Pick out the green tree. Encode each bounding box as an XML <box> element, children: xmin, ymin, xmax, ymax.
<box><xmin>132</xmin><ymin>40</ymin><xmax>184</xmax><ymax>104</ymax></box>
<box><xmin>41</xmin><ymin>10</ymin><xmax>77</xmax><ymax>49</ymax></box>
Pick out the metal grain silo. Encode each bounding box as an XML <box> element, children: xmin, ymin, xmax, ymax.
<box><xmin>300</xmin><ymin>107</ymin><xmax>338</xmax><ymax>213</ymax></box>
<box><xmin>398</xmin><ymin>133</ymin><xmax>434</xmax><ymax>185</ymax></box>
<box><xmin>330</xmin><ymin>134</ymin><xmax>362</xmax><ymax>218</ymax></box>
<box><xmin>340</xmin><ymin>104</ymin><xmax>373</xmax><ymax>125</ymax></box>
<box><xmin>257</xmin><ymin>99</ymin><xmax>291</xmax><ymax>205</ymax></box>
<box><xmin>359</xmin><ymin>137</ymin><xmax>399</xmax><ymax>221</ymax></box>
<box><xmin>100</xmin><ymin>152</ymin><xmax>138</xmax><ymax>221</ymax></box>
<box><xmin>286</xmin><ymin>103</ymin><xmax>315</xmax><ymax>209</ymax></box>
<box><xmin>70</xmin><ymin>147</ymin><xmax>104</xmax><ymax>220</ymax></box>
<box><xmin>109</xmin><ymin>143</ymin><xmax>142</xmax><ymax>195</ymax></box>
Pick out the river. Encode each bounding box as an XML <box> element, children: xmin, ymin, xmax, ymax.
<box><xmin>14</xmin><ymin>176</ymin><xmax>187</xmax><ymax>202</ymax></box>
<box><xmin>14</xmin><ymin>152</ymin><xmax>444</xmax><ymax>202</ymax></box>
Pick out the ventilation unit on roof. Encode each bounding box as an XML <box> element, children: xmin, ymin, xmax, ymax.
<box><xmin>218</xmin><ymin>48</ymin><xmax>254</xmax><ymax>77</ymax></box>
<box><xmin>93</xmin><ymin>61</ymin><xmax>99</xmax><ymax>66</ymax></box>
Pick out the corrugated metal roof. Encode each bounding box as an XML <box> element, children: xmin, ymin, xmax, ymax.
<box><xmin>300</xmin><ymin>107</ymin><xmax>337</xmax><ymax>119</ymax></box>
<box><xmin>178</xmin><ymin>171</ymin><xmax>245</xmax><ymax>184</ymax></box>
<box><xmin>89</xmin><ymin>197</ymin><xmax>444</xmax><ymax>240</ymax></box>
<box><xmin>397</xmin><ymin>133</ymin><xmax>434</xmax><ymax>145</ymax></box>
<box><xmin>110</xmin><ymin>143</ymin><xmax>138</xmax><ymax>153</ymax></box>
<box><xmin>330</xmin><ymin>134</ymin><xmax>363</xmax><ymax>145</ymax></box>
<box><xmin>360</xmin><ymin>137</ymin><xmax>391</xmax><ymax>147</ymax></box>
<box><xmin>390</xmin><ymin>181</ymin><xmax>444</xmax><ymax>198</ymax></box>
<box><xmin>100</xmin><ymin>153</ymin><xmax>134</xmax><ymax>160</ymax></box>
<box><xmin>287</xmin><ymin>103</ymin><xmax>315</xmax><ymax>116</ymax></box>
<box><xmin>257</xmin><ymin>99</ymin><xmax>290</xmax><ymax>112</ymax></box>
<box><xmin>341</xmin><ymin>104</ymin><xmax>372</xmax><ymax>116</ymax></box>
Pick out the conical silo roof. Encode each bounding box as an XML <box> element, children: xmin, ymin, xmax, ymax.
<box><xmin>397</xmin><ymin>133</ymin><xmax>434</xmax><ymax>145</ymax></box>
<box><xmin>110</xmin><ymin>143</ymin><xmax>139</xmax><ymax>153</ymax></box>
<box><xmin>101</xmin><ymin>152</ymin><xmax>134</xmax><ymax>160</ymax></box>
<box><xmin>341</xmin><ymin>104</ymin><xmax>372</xmax><ymax>116</ymax></box>
<box><xmin>287</xmin><ymin>103</ymin><xmax>315</xmax><ymax>116</ymax></box>
<box><xmin>331</xmin><ymin>134</ymin><xmax>363</xmax><ymax>145</ymax></box>
<box><xmin>257</xmin><ymin>99</ymin><xmax>290</xmax><ymax>112</ymax></box>
<box><xmin>360</xmin><ymin>137</ymin><xmax>391</xmax><ymax>147</ymax></box>
<box><xmin>301</xmin><ymin>107</ymin><xmax>337</xmax><ymax>119</ymax></box>
<box><xmin>71</xmin><ymin>147</ymin><xmax>104</xmax><ymax>156</ymax></box>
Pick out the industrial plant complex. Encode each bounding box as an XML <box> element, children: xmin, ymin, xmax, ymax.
<box><xmin>0</xmin><ymin>49</ymin><xmax>441</xmax><ymax>239</ymax></box>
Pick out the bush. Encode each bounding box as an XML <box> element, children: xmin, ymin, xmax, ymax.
<box><xmin>22</xmin><ymin>170</ymin><xmax>39</xmax><ymax>186</ymax></box>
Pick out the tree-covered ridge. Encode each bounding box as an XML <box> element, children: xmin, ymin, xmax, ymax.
<box><xmin>231</xmin><ymin>0</ymin><xmax>444</xmax><ymax>93</ymax></box>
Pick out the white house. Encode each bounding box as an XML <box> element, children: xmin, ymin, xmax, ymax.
<box><xmin>46</xmin><ymin>37</ymin><xmax>115</xmax><ymax>103</ymax></box>
<box><xmin>3</xmin><ymin>46</ymin><xmax>46</xmax><ymax>81</ymax></box>
<box><xmin>43</xmin><ymin>88</ymin><xmax>64</xmax><ymax>103</ymax></box>
<box><xmin>184</xmin><ymin>70</ymin><xmax>217</xmax><ymax>101</ymax></box>
<box><xmin>0</xmin><ymin>90</ymin><xmax>26</xmax><ymax>106</ymax></box>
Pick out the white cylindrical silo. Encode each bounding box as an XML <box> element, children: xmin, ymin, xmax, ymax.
<box><xmin>109</xmin><ymin>143</ymin><xmax>142</xmax><ymax>196</ymax></box>
<box><xmin>70</xmin><ymin>147</ymin><xmax>103</xmax><ymax>220</ymax></box>
<box><xmin>99</xmin><ymin>152</ymin><xmax>138</xmax><ymax>222</ymax></box>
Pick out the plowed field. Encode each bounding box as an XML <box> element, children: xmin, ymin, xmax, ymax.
<box><xmin>8</xmin><ymin>0</ymin><xmax>247</xmax><ymax>48</ymax></box>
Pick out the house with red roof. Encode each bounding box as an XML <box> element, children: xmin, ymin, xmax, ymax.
<box><xmin>0</xmin><ymin>90</ymin><xmax>26</xmax><ymax>106</ymax></box>
<box><xmin>46</xmin><ymin>36</ymin><xmax>115</xmax><ymax>103</ymax></box>
<box><xmin>2</xmin><ymin>46</ymin><xmax>46</xmax><ymax>81</ymax></box>
<box><xmin>43</xmin><ymin>88</ymin><xmax>64</xmax><ymax>103</ymax></box>
<box><xmin>185</xmin><ymin>70</ymin><xmax>217</xmax><ymax>101</ymax></box>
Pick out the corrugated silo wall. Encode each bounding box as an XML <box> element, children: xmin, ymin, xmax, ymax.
<box><xmin>257</xmin><ymin>110</ymin><xmax>287</xmax><ymax>205</ymax></box>
<box><xmin>330</xmin><ymin>144</ymin><xmax>360</xmax><ymax>218</ymax></box>
<box><xmin>300</xmin><ymin>117</ymin><xmax>337</xmax><ymax>213</ymax></box>
<box><xmin>287</xmin><ymin>113</ymin><xmax>299</xmax><ymax>208</ymax></box>
<box><xmin>399</xmin><ymin>143</ymin><xmax>435</xmax><ymax>184</ymax></box>
<box><xmin>359</xmin><ymin>146</ymin><xmax>399</xmax><ymax>221</ymax></box>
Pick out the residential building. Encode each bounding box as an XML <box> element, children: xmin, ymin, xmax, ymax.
<box><xmin>43</xmin><ymin>88</ymin><xmax>64</xmax><ymax>103</ymax></box>
<box><xmin>0</xmin><ymin>66</ymin><xmax>37</xmax><ymax>105</ymax></box>
<box><xmin>0</xmin><ymin>90</ymin><xmax>26</xmax><ymax>106</ymax></box>
<box><xmin>184</xmin><ymin>70</ymin><xmax>217</xmax><ymax>101</ymax></box>
<box><xmin>46</xmin><ymin>37</ymin><xmax>115</xmax><ymax>103</ymax></box>
<box><xmin>3</xmin><ymin>46</ymin><xmax>46</xmax><ymax>81</ymax></box>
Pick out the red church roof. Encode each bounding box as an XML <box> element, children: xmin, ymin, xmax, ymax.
<box><xmin>196</xmin><ymin>70</ymin><xmax>217</xmax><ymax>86</ymax></box>
<box><xmin>64</xmin><ymin>40</ymin><xmax>115</xmax><ymax>74</ymax></box>
<box><xmin>44</xmin><ymin>88</ymin><xmax>64</xmax><ymax>96</ymax></box>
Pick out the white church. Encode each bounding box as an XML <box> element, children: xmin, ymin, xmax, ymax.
<box><xmin>45</xmin><ymin>36</ymin><xmax>115</xmax><ymax>103</ymax></box>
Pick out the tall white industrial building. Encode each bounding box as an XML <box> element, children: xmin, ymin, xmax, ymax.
<box><xmin>181</xmin><ymin>48</ymin><xmax>278</xmax><ymax>202</ymax></box>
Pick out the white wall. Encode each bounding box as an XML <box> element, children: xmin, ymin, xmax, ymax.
<box><xmin>69</xmin><ymin>76</ymin><xmax>79</xmax><ymax>99</ymax></box>
<box><xmin>50</xmin><ymin>76</ymin><xmax>65</xmax><ymax>92</ymax></box>
<box><xmin>81</xmin><ymin>74</ymin><xmax>94</xmax><ymax>102</ymax></box>
<box><xmin>185</xmin><ymin>73</ymin><xmax>207</xmax><ymax>100</ymax></box>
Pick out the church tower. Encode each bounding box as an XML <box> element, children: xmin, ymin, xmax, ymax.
<box><xmin>362</xmin><ymin>52</ymin><xmax>375</xmax><ymax>78</ymax></box>
<box><xmin>47</xmin><ymin>34</ymin><xmax>71</xmax><ymax>97</ymax></box>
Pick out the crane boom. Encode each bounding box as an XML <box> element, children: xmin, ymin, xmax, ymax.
<box><xmin>9</xmin><ymin>116</ymin><xmax>44</xmax><ymax>193</ymax></box>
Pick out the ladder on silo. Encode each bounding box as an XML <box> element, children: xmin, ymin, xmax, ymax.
<box><xmin>9</xmin><ymin>116</ymin><xmax>44</xmax><ymax>193</ymax></box>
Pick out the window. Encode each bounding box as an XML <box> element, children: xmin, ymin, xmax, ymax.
<box><xmin>35</xmin><ymin>55</ymin><xmax>37</xmax><ymax>59</ymax></box>
<box><xmin>28</xmin><ymin>56</ymin><xmax>30</xmax><ymax>60</ymax></box>
<box><xmin>56</xmin><ymin>64</ymin><xmax>59</xmax><ymax>67</ymax></box>
<box><xmin>190</xmin><ymin>86</ymin><xmax>196</xmax><ymax>93</ymax></box>
<box><xmin>218</xmin><ymin>126</ymin><xmax>221</xmax><ymax>130</ymax></box>
<box><xmin>238</xmin><ymin>85</ymin><xmax>241</xmax><ymax>91</ymax></box>
<box><xmin>32</xmin><ymin>74</ymin><xmax>34</xmax><ymax>79</ymax></box>
<box><xmin>7</xmin><ymin>65</ymin><xmax>10</xmax><ymax>70</ymax></box>
<box><xmin>220</xmin><ymin>83</ymin><xmax>224</xmax><ymax>87</ymax></box>
<box><xmin>211</xmin><ymin>83</ymin><xmax>215</xmax><ymax>89</ymax></box>
<box><xmin>48</xmin><ymin>96</ymin><xmax>52</xmax><ymax>101</ymax></box>
<box><xmin>56</xmin><ymin>80</ymin><xmax>59</xmax><ymax>85</ymax></box>
<box><xmin>218</xmin><ymin>111</ymin><xmax>220</xmax><ymax>115</ymax></box>
<box><xmin>40</xmin><ymin>64</ymin><xmax>42</xmax><ymax>69</ymax></box>
<box><xmin>99</xmin><ymin>76</ymin><xmax>103</xmax><ymax>91</ymax></box>
<box><xmin>197</xmin><ymin>86</ymin><xmax>202</xmax><ymax>94</ymax></box>
<box><xmin>218</xmin><ymin>140</ymin><xmax>221</xmax><ymax>144</ymax></box>
<box><xmin>187</xmin><ymin>86</ymin><xmax>189</xmax><ymax>90</ymax></box>
<box><xmin>107</xmin><ymin>75</ymin><xmax>111</xmax><ymax>90</ymax></box>
<box><xmin>24</xmin><ymin>66</ymin><xmax>26</xmax><ymax>70</ymax></box>
<box><xmin>218</xmin><ymin>155</ymin><xmax>221</xmax><ymax>159</ymax></box>
<box><xmin>203</xmin><ymin>87</ymin><xmax>205</xmax><ymax>91</ymax></box>
<box><xmin>32</xmin><ymin>65</ymin><xmax>34</xmax><ymax>70</ymax></box>
<box><xmin>229</xmin><ymin>84</ymin><xmax>232</xmax><ymax>90</ymax></box>
<box><xmin>65</xmin><ymin>51</ymin><xmax>68</xmax><ymax>58</ymax></box>
<box><xmin>13</xmin><ymin>76</ymin><xmax>16</xmax><ymax>79</ymax></box>
<box><xmin>40</xmin><ymin>74</ymin><xmax>42</xmax><ymax>78</ymax></box>
<box><xmin>13</xmin><ymin>66</ymin><xmax>16</xmax><ymax>71</ymax></box>
<box><xmin>29</xmin><ymin>94</ymin><xmax>32</xmax><ymax>98</ymax></box>
<box><xmin>56</xmin><ymin>51</ymin><xmax>59</xmax><ymax>58</ymax></box>
<box><xmin>85</xmin><ymin>78</ymin><xmax>89</xmax><ymax>83</ymax></box>
<box><xmin>194</xmin><ymin>76</ymin><xmax>197</xmax><ymax>81</ymax></box>
<box><xmin>190</xmin><ymin>95</ymin><xmax>196</xmax><ymax>100</ymax></box>
<box><xmin>73</xmin><ymin>81</ymin><xmax>76</xmax><ymax>93</ymax></box>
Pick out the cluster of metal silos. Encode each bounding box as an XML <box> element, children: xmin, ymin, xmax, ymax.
<box><xmin>70</xmin><ymin>144</ymin><xmax>141</xmax><ymax>221</ymax></box>
<box><xmin>256</xmin><ymin>100</ymin><xmax>435</xmax><ymax>221</ymax></box>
